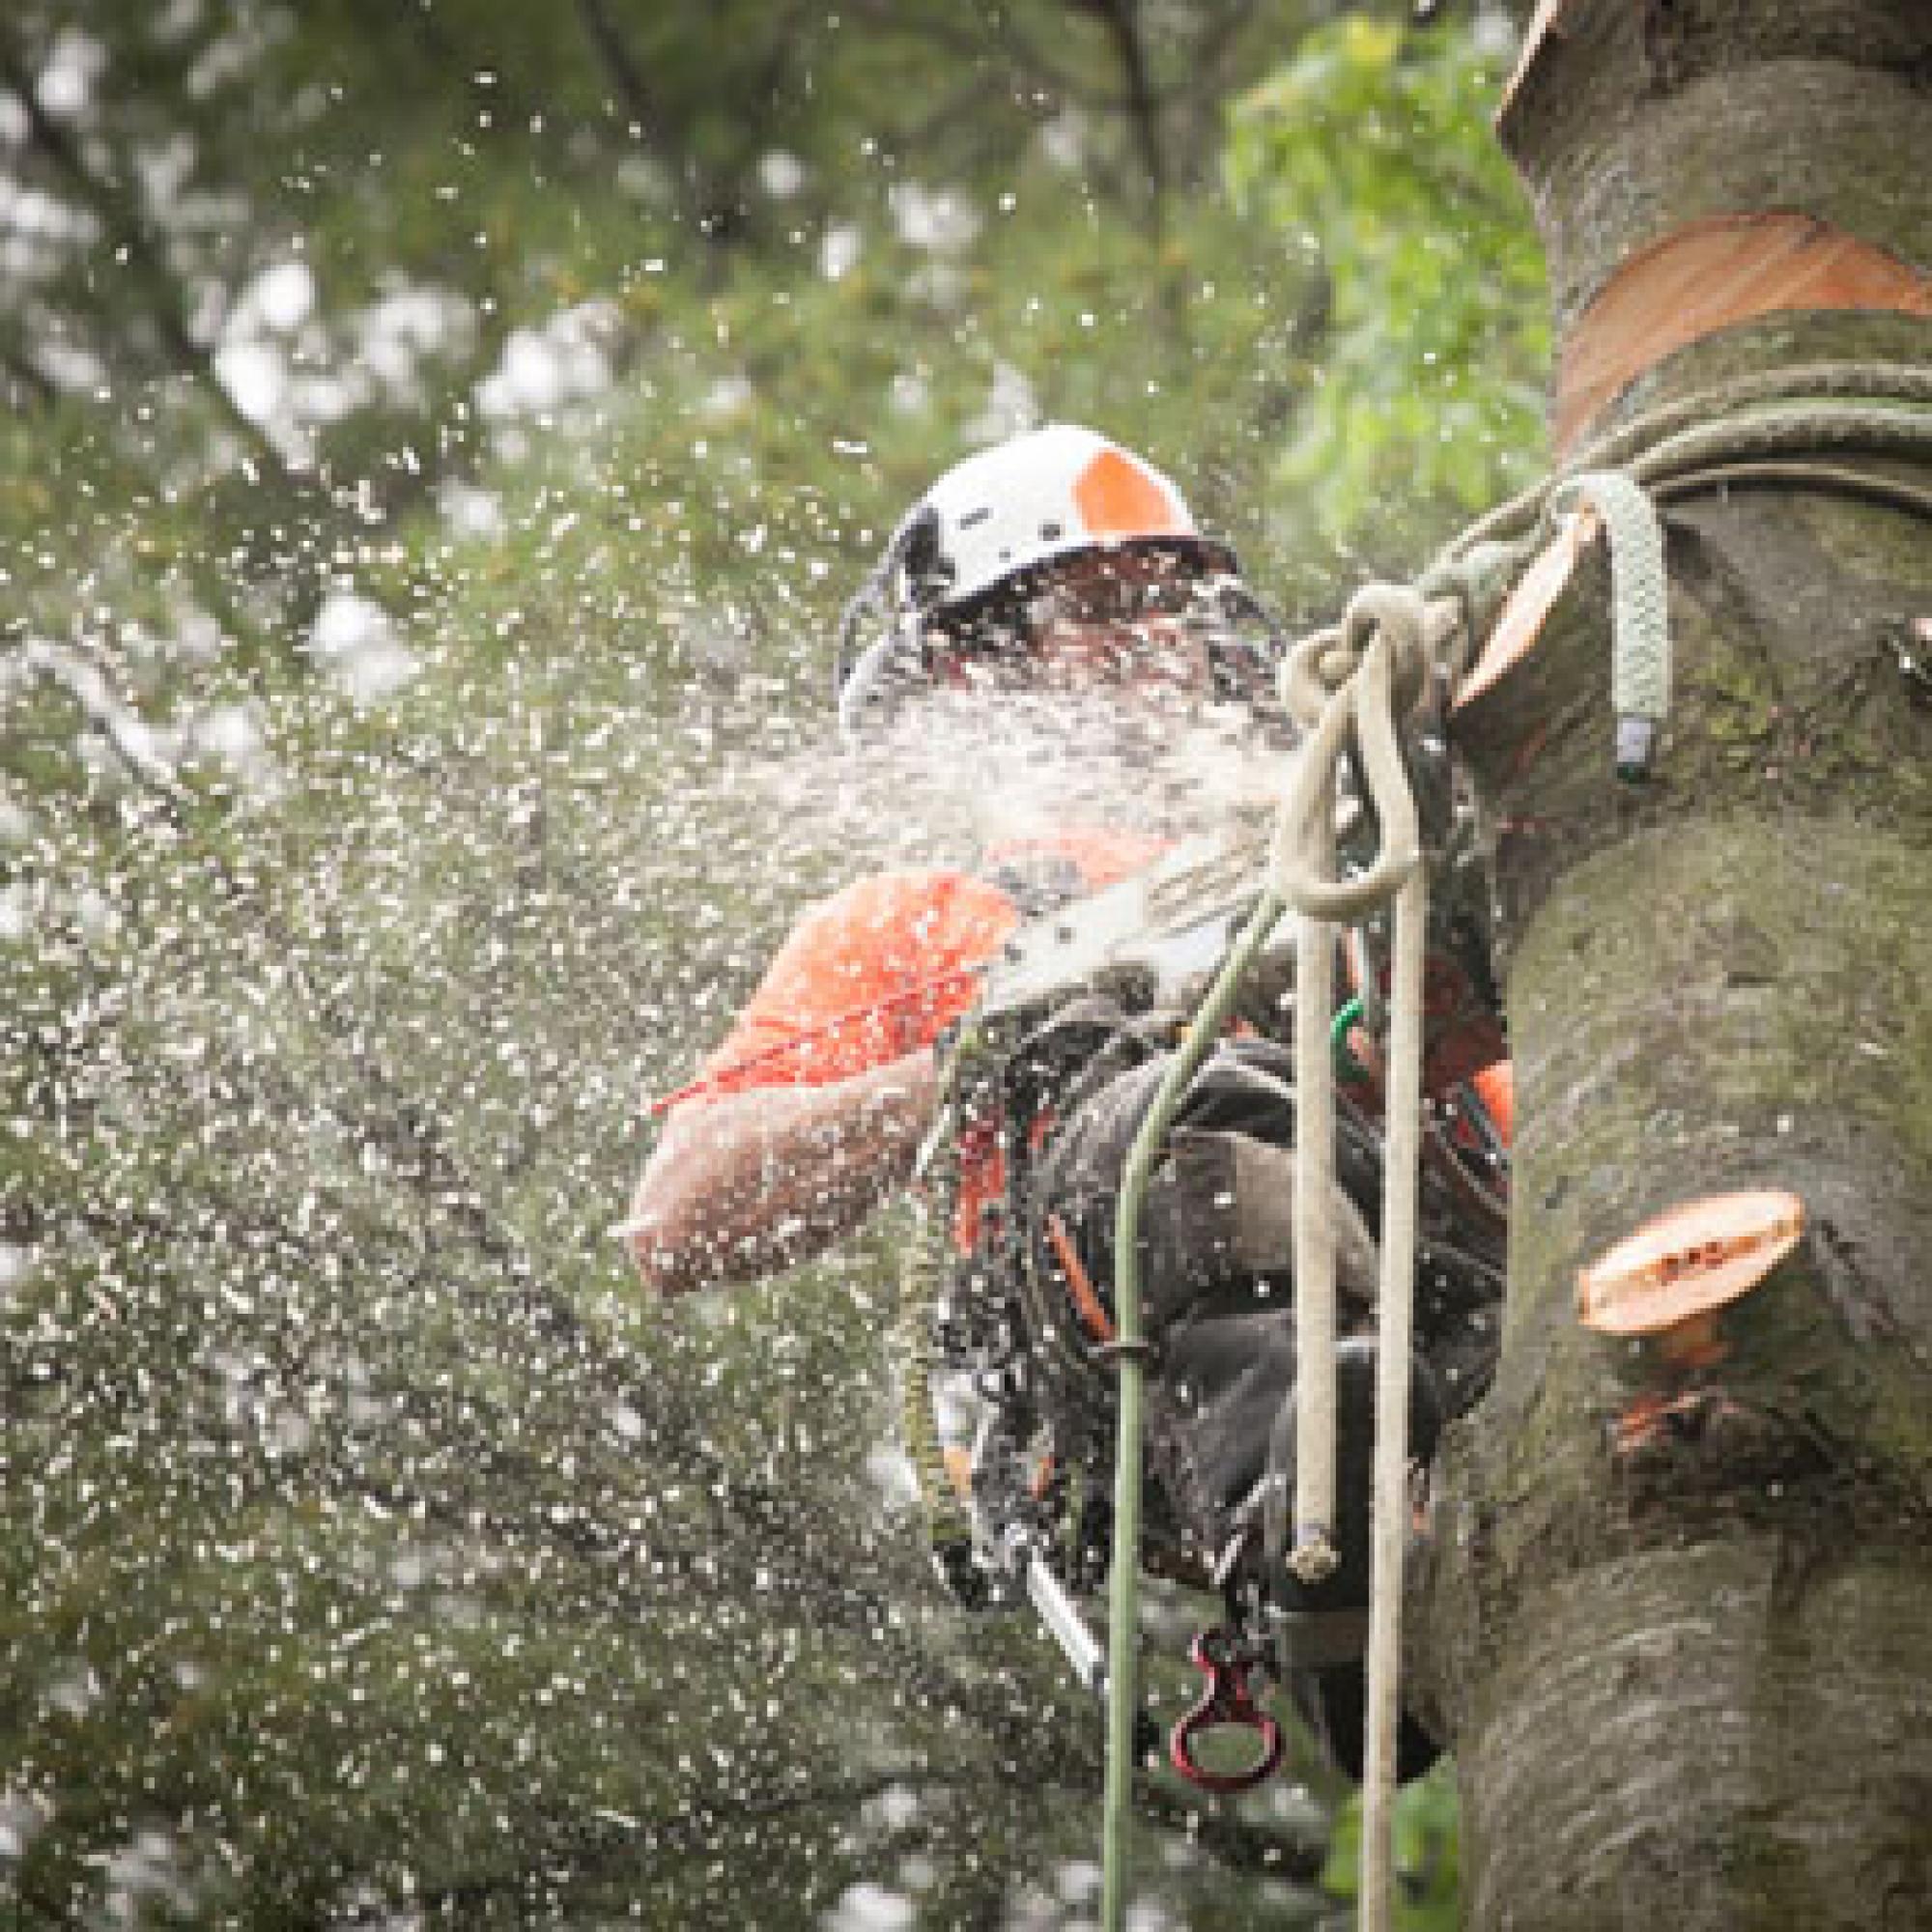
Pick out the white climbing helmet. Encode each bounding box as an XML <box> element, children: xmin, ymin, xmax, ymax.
<box><xmin>900</xmin><ymin>423</ymin><xmax>1235</xmax><ymax>616</ymax></box>
<box><xmin>836</xmin><ymin>424</ymin><xmax>1249</xmax><ymax>733</ymax></box>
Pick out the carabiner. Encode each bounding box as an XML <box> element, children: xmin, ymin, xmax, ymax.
<box><xmin>1168</xmin><ymin>1627</ymin><xmax>1283</xmax><ymax>1796</ymax></box>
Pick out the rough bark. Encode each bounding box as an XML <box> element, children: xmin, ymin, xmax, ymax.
<box><xmin>1413</xmin><ymin>6</ymin><xmax>1932</xmax><ymax>1926</ymax></box>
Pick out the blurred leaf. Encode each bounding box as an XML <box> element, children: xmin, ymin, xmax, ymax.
<box><xmin>1227</xmin><ymin>16</ymin><xmax>1549</xmax><ymax>563</ymax></box>
<box><xmin>1321</xmin><ymin>1758</ymin><xmax>1462</xmax><ymax>1929</ymax></box>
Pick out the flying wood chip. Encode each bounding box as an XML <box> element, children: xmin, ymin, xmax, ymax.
<box><xmin>1577</xmin><ymin>1188</ymin><xmax>1804</xmax><ymax>1344</ymax></box>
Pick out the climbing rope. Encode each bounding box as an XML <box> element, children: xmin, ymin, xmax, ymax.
<box><xmin>1438</xmin><ymin>359</ymin><xmax>1932</xmax><ymax>565</ymax></box>
<box><xmin>1272</xmin><ymin>585</ymin><xmax>1432</xmax><ymax>1585</ymax></box>
<box><xmin>1099</xmin><ymin>582</ymin><xmax>1453</xmax><ymax>1932</ymax></box>
<box><xmin>1425</xmin><ymin>367</ymin><xmax>1932</xmax><ymax>781</ymax></box>
<box><xmin>896</xmin><ymin>1111</ymin><xmax>976</xmax><ymax>1572</ymax></box>
<box><xmin>1548</xmin><ymin>471</ymin><xmax>1671</xmax><ymax>778</ymax></box>
<box><xmin>1096</xmin><ymin>582</ymin><xmax>1452</xmax><ymax>1932</ymax></box>
<box><xmin>1100</xmin><ymin>876</ymin><xmax>1290</xmax><ymax>1930</ymax></box>
<box><xmin>1272</xmin><ymin>584</ymin><xmax>1442</xmax><ymax>1932</ymax></box>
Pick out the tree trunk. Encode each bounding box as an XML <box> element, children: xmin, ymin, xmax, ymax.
<box><xmin>1414</xmin><ymin>5</ymin><xmax>1932</xmax><ymax>1926</ymax></box>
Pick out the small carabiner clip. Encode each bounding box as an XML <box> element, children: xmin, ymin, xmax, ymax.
<box><xmin>1169</xmin><ymin>1627</ymin><xmax>1283</xmax><ymax>1796</ymax></box>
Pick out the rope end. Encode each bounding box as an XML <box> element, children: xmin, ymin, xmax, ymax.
<box><xmin>1615</xmin><ymin>714</ymin><xmax>1658</xmax><ymax>782</ymax></box>
<box><xmin>1288</xmin><ymin>1530</ymin><xmax>1339</xmax><ymax>1585</ymax></box>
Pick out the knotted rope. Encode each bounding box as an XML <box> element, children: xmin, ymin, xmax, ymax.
<box><xmin>1271</xmin><ymin>584</ymin><xmax>1441</xmax><ymax>1932</ymax></box>
<box><xmin>1271</xmin><ymin>585</ymin><xmax>1432</xmax><ymax>1579</ymax></box>
<box><xmin>1101</xmin><ymin>536</ymin><xmax>1662</xmax><ymax>1932</ymax></box>
<box><xmin>1102</xmin><ymin>585</ymin><xmax>1456</xmax><ymax>1932</ymax></box>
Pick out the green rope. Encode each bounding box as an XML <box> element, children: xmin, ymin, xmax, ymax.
<box><xmin>896</xmin><ymin>1028</ymin><xmax>990</xmax><ymax>1564</ymax></box>
<box><xmin>1331</xmin><ymin>995</ymin><xmax>1370</xmax><ymax>1081</ymax></box>
<box><xmin>1649</xmin><ymin>461</ymin><xmax>1932</xmax><ymax>525</ymax></box>
<box><xmin>1630</xmin><ymin>400</ymin><xmax>1932</xmax><ymax>496</ymax></box>
<box><xmin>895</xmin><ymin>1198</ymin><xmax>974</xmax><ymax>1555</ymax></box>
<box><xmin>1100</xmin><ymin>885</ymin><xmax>1287</xmax><ymax>1932</ymax></box>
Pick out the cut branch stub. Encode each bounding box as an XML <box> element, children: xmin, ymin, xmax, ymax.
<box><xmin>1577</xmin><ymin>1186</ymin><xmax>1804</xmax><ymax>1369</ymax></box>
<box><xmin>1455</xmin><ymin>505</ymin><xmax>1601</xmax><ymax>711</ymax></box>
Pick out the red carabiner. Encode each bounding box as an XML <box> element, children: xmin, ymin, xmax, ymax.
<box><xmin>1169</xmin><ymin>1628</ymin><xmax>1283</xmax><ymax>1795</ymax></box>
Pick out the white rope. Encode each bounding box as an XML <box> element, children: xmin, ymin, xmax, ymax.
<box><xmin>1359</xmin><ymin>858</ymin><xmax>1426</xmax><ymax>1932</ymax></box>
<box><xmin>1288</xmin><ymin>834</ymin><xmax>1340</xmax><ymax>1577</ymax></box>
<box><xmin>1548</xmin><ymin>470</ymin><xmax>1671</xmax><ymax>778</ymax></box>
<box><xmin>1268</xmin><ymin>582</ymin><xmax>1439</xmax><ymax>1932</ymax></box>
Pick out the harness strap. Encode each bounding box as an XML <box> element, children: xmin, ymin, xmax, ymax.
<box><xmin>1045</xmin><ymin>1212</ymin><xmax>1118</xmax><ymax>1347</ymax></box>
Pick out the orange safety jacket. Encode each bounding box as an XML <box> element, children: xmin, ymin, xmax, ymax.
<box><xmin>653</xmin><ymin>828</ymin><xmax>1171</xmax><ymax>1114</ymax></box>
<box><xmin>651</xmin><ymin>827</ymin><xmax>1514</xmax><ymax>1270</ymax></box>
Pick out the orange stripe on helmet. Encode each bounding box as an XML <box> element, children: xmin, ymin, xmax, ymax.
<box><xmin>1071</xmin><ymin>447</ymin><xmax>1187</xmax><ymax>541</ymax></box>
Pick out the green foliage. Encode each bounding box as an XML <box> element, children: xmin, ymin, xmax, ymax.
<box><xmin>1227</xmin><ymin>15</ymin><xmax>1550</xmax><ymax>562</ymax></box>
<box><xmin>1320</xmin><ymin>1758</ymin><xmax>1463</xmax><ymax>1929</ymax></box>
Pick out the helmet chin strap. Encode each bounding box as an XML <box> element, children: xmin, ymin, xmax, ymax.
<box><xmin>836</xmin><ymin>622</ymin><xmax>911</xmax><ymax>744</ymax></box>
<box><xmin>836</xmin><ymin>509</ymin><xmax>937</xmax><ymax>744</ymax></box>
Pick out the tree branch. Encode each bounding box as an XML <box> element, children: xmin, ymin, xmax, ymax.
<box><xmin>0</xmin><ymin>338</ymin><xmax>57</xmax><ymax>410</ymax></box>
<box><xmin>570</xmin><ymin>0</ymin><xmax>690</xmax><ymax>186</ymax></box>
<box><xmin>0</xmin><ymin>28</ymin><xmax>295</xmax><ymax>488</ymax></box>
<box><xmin>1075</xmin><ymin>0</ymin><xmax>1168</xmax><ymax>228</ymax></box>
<box><xmin>18</xmin><ymin>637</ymin><xmax>189</xmax><ymax>801</ymax></box>
<box><xmin>571</xmin><ymin>0</ymin><xmax>751</xmax><ymax>238</ymax></box>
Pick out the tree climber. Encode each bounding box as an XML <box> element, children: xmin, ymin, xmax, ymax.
<box><xmin>622</xmin><ymin>424</ymin><xmax>1511</xmax><ymax>1782</ymax></box>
